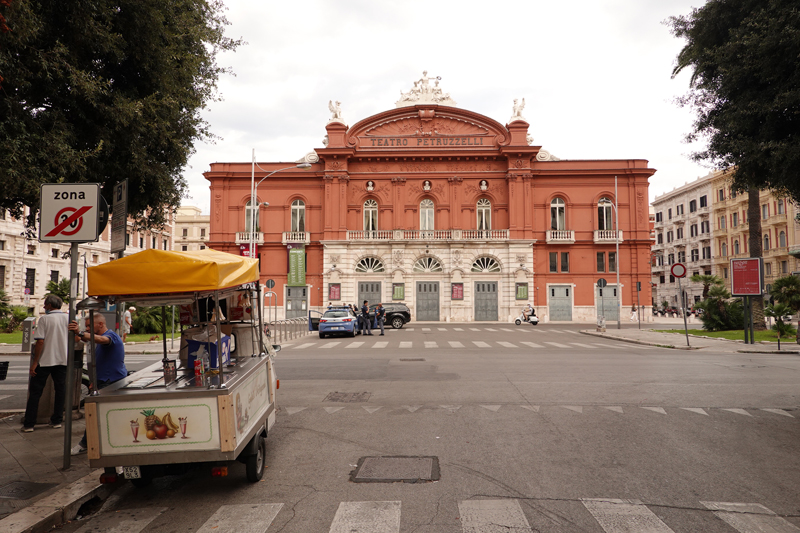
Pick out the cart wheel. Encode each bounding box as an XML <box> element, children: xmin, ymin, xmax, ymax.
<box><xmin>246</xmin><ymin>436</ymin><xmax>266</xmax><ymax>482</ymax></box>
<box><xmin>514</xmin><ymin>319</ymin><xmax>521</xmax><ymax>325</ymax></box>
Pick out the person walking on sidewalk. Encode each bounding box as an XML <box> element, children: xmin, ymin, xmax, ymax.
<box><xmin>360</xmin><ymin>300</ymin><xmax>373</xmax><ymax>336</ymax></box>
<box><xmin>68</xmin><ymin>313</ymin><xmax>128</xmax><ymax>454</ymax></box>
<box><xmin>22</xmin><ymin>295</ymin><xmax>69</xmax><ymax>432</ymax></box>
<box><xmin>122</xmin><ymin>306</ymin><xmax>135</xmax><ymax>342</ymax></box>
<box><xmin>375</xmin><ymin>303</ymin><xmax>385</xmax><ymax>335</ymax></box>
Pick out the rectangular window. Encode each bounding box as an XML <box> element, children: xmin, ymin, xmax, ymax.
<box><xmin>700</xmin><ymin>195</ymin><xmax>708</xmax><ymax>207</ymax></box>
<box><xmin>27</xmin><ymin>245</ymin><xmax>36</xmax><ymax>255</ymax></box>
<box><xmin>92</xmin><ymin>254</ymin><xmax>98</xmax><ymax>263</ymax></box>
<box><xmin>719</xmin><ymin>216</ymin><xmax>726</xmax><ymax>229</ymax></box>
<box><xmin>656</xmin><ymin>212</ymin><xmax>663</xmax><ymax>222</ymax></box>
<box><xmin>676</xmin><ymin>204</ymin><xmax>684</xmax><ymax>215</ymax></box>
<box><xmin>691</xmin><ymin>249</ymin><xmax>699</xmax><ymax>262</ymax></box>
<box><xmin>731</xmin><ymin>189</ymin><xmax>737</xmax><ymax>199</ymax></box>
<box><xmin>328</xmin><ymin>283</ymin><xmax>341</xmax><ymax>301</ymax></box>
<box><xmin>0</xmin><ymin>265</ymin><xmax>4</xmax><ymax>289</ymax></box>
<box><xmin>701</xmin><ymin>221</ymin><xmax>710</xmax><ymax>234</ymax></box>
<box><xmin>689</xmin><ymin>200</ymin><xmax>697</xmax><ymax>212</ymax></box>
<box><xmin>182</xmin><ymin>228</ymin><xmax>188</xmax><ymax>237</ymax></box>
<box><xmin>392</xmin><ymin>283</ymin><xmax>405</xmax><ymax>300</ymax></box>
<box><xmin>0</xmin><ymin>240</ymin><xmax>4</xmax><ymax>251</ymax></box>
<box><xmin>139</xmin><ymin>237</ymin><xmax>144</xmax><ymax>248</ymax></box>
<box><xmin>51</xmin><ymin>248</ymin><xmax>59</xmax><ymax>258</ymax></box>
<box><xmin>765</xmin><ymin>262</ymin><xmax>772</xmax><ymax>276</ymax></box>
<box><xmin>778</xmin><ymin>201</ymin><xmax>785</xmax><ymax>215</ymax></box>
<box><xmin>732</xmin><ymin>212</ymin><xmax>738</xmax><ymax>227</ymax></box>
<box><xmin>677</xmin><ymin>227</ymin><xmax>684</xmax><ymax>239</ymax></box>
<box><xmin>597</xmin><ymin>252</ymin><xmax>605</xmax><ymax>272</ymax></box>
<box><xmin>670</xmin><ymin>274</ymin><xmax>675</xmax><ymax>283</ymax></box>
<box><xmin>678</xmin><ymin>251</ymin><xmax>686</xmax><ymax>263</ymax></box>
<box><xmin>163</xmin><ymin>239</ymin><xmax>168</xmax><ymax>250</ymax></box>
<box><xmin>200</xmin><ymin>245</ymin><xmax>205</xmax><ymax>250</ymax></box>
<box><xmin>782</xmin><ymin>261</ymin><xmax>788</xmax><ymax>274</ymax></box>
<box><xmin>200</xmin><ymin>228</ymin><xmax>206</xmax><ymax>237</ymax></box>
<box><xmin>25</xmin><ymin>268</ymin><xmax>35</xmax><ymax>293</ymax></box>
<box><xmin>762</xmin><ymin>204</ymin><xmax>769</xmax><ymax>219</ymax></box>
<box><xmin>659</xmin><ymin>275</ymin><xmax>665</xmax><ymax>284</ymax></box>
<box><xmin>703</xmin><ymin>246</ymin><xmax>711</xmax><ymax>259</ymax></box>
<box><xmin>126</xmin><ymin>233</ymin><xmax>130</xmax><ymax>246</ymax></box>
<box><xmin>723</xmin><ymin>268</ymin><xmax>728</xmax><ymax>279</ymax></box>
<box><xmin>181</xmin><ymin>245</ymin><xmax>188</xmax><ymax>251</ymax></box>
<box><xmin>152</xmin><ymin>237</ymin><xmax>156</xmax><ymax>249</ymax></box>
<box><xmin>718</xmin><ymin>189</ymin><xmax>725</xmax><ymax>201</ymax></box>
<box><xmin>657</xmin><ymin>233</ymin><xmax>663</xmax><ymax>244</ymax></box>
<box><xmin>50</xmin><ymin>270</ymin><xmax>59</xmax><ymax>283</ymax></box>
<box><xmin>560</xmin><ymin>252</ymin><xmax>569</xmax><ymax>272</ymax></box>
<box><xmin>515</xmin><ymin>283</ymin><xmax>528</xmax><ymax>300</ymax></box>
<box><xmin>667</xmin><ymin>231</ymin><xmax>673</xmax><ymax>243</ymax></box>
<box><xmin>690</xmin><ymin>224</ymin><xmax>698</xmax><ymax>237</ymax></box>
<box><xmin>668</xmin><ymin>253</ymin><xmax>674</xmax><ymax>265</ymax></box>
<box><xmin>668</xmin><ymin>208</ymin><xmax>672</xmax><ymax>219</ymax></box>
<box><xmin>608</xmin><ymin>252</ymin><xmax>616</xmax><ymax>273</ymax></box>
<box><xmin>549</xmin><ymin>252</ymin><xmax>558</xmax><ymax>273</ymax></box>
<box><xmin>452</xmin><ymin>283</ymin><xmax>464</xmax><ymax>300</ymax></box>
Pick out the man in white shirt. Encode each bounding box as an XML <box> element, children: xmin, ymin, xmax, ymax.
<box><xmin>22</xmin><ymin>294</ymin><xmax>69</xmax><ymax>432</ymax></box>
<box><xmin>122</xmin><ymin>306</ymin><xmax>135</xmax><ymax>342</ymax></box>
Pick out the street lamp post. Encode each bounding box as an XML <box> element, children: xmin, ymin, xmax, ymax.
<box><xmin>249</xmin><ymin>151</ymin><xmax>311</xmax><ymax>259</ymax></box>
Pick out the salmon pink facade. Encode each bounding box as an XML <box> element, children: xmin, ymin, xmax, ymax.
<box><xmin>205</xmin><ymin>79</ymin><xmax>655</xmax><ymax>322</ymax></box>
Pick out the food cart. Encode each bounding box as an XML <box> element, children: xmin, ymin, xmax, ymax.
<box><xmin>82</xmin><ymin>249</ymin><xmax>280</xmax><ymax>486</ymax></box>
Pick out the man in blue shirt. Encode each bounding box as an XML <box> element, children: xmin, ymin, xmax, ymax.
<box><xmin>68</xmin><ymin>313</ymin><xmax>127</xmax><ymax>454</ymax></box>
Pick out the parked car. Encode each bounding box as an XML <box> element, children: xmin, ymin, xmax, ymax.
<box><xmin>318</xmin><ymin>307</ymin><xmax>357</xmax><ymax>338</ymax></box>
<box><xmin>367</xmin><ymin>303</ymin><xmax>411</xmax><ymax>329</ymax></box>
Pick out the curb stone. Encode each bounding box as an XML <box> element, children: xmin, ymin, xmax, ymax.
<box><xmin>0</xmin><ymin>470</ymin><xmax>119</xmax><ymax>533</ymax></box>
<box><xmin>579</xmin><ymin>330</ymin><xmax>702</xmax><ymax>350</ymax></box>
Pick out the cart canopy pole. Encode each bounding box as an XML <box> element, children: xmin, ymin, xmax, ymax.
<box><xmin>161</xmin><ymin>305</ymin><xmax>168</xmax><ymax>362</ymax></box>
<box><xmin>257</xmin><ymin>281</ymin><xmax>264</xmax><ymax>356</ymax></box>
<box><xmin>215</xmin><ymin>290</ymin><xmax>225</xmax><ymax>388</ymax></box>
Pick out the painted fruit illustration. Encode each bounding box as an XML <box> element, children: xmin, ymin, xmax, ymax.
<box><xmin>146</xmin><ymin>430</ymin><xmax>156</xmax><ymax>440</ymax></box>
<box><xmin>162</xmin><ymin>412</ymin><xmax>180</xmax><ymax>437</ymax></box>
<box><xmin>167</xmin><ymin>429</ymin><xmax>175</xmax><ymax>438</ymax></box>
<box><xmin>154</xmin><ymin>422</ymin><xmax>168</xmax><ymax>439</ymax></box>
<box><xmin>140</xmin><ymin>409</ymin><xmax>161</xmax><ymax>431</ymax></box>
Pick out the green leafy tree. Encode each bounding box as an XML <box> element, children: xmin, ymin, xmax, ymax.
<box><xmin>689</xmin><ymin>273</ymin><xmax>724</xmax><ymax>299</ymax></box>
<box><xmin>0</xmin><ymin>306</ymin><xmax>30</xmax><ymax>333</ymax></box>
<box><xmin>669</xmin><ymin>0</ymin><xmax>800</xmax><ymax>204</ymax></box>
<box><xmin>769</xmin><ymin>274</ymin><xmax>800</xmax><ymax>342</ymax></box>
<box><xmin>131</xmin><ymin>305</ymin><xmax>177</xmax><ymax>335</ymax></box>
<box><xmin>0</xmin><ymin>288</ymin><xmax>12</xmax><ymax>320</ymax></box>
<box><xmin>0</xmin><ymin>0</ymin><xmax>241</xmax><ymax>231</ymax></box>
<box><xmin>45</xmin><ymin>279</ymin><xmax>70</xmax><ymax>302</ymax></box>
<box><xmin>764</xmin><ymin>302</ymin><xmax>796</xmax><ymax>339</ymax></box>
<box><xmin>696</xmin><ymin>284</ymin><xmax>744</xmax><ymax>331</ymax></box>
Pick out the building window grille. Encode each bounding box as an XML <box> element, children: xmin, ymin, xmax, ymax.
<box><xmin>291</xmin><ymin>199</ymin><xmax>305</xmax><ymax>232</ymax></box>
<box><xmin>413</xmin><ymin>256</ymin><xmax>442</xmax><ymax>273</ymax></box>
<box><xmin>550</xmin><ymin>197</ymin><xmax>565</xmax><ymax>231</ymax></box>
<box><xmin>355</xmin><ymin>257</ymin><xmax>385</xmax><ymax>273</ymax></box>
<box><xmin>364</xmin><ymin>199</ymin><xmax>378</xmax><ymax>232</ymax></box>
<box><xmin>471</xmin><ymin>256</ymin><xmax>501</xmax><ymax>273</ymax></box>
<box><xmin>477</xmin><ymin>198</ymin><xmax>492</xmax><ymax>231</ymax></box>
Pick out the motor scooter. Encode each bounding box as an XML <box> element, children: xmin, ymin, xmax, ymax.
<box><xmin>514</xmin><ymin>311</ymin><xmax>539</xmax><ymax>325</ymax></box>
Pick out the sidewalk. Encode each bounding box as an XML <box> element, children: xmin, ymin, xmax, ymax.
<box><xmin>581</xmin><ymin>326</ymin><xmax>800</xmax><ymax>354</ymax></box>
<box><xmin>0</xmin><ymin>414</ymin><xmax>116</xmax><ymax>533</ymax></box>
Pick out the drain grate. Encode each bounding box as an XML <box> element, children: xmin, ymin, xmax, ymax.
<box><xmin>351</xmin><ymin>456</ymin><xmax>440</xmax><ymax>483</ymax></box>
<box><xmin>399</xmin><ymin>358</ymin><xmax>425</xmax><ymax>361</ymax></box>
<box><xmin>0</xmin><ymin>480</ymin><xmax>57</xmax><ymax>500</ymax></box>
<box><xmin>324</xmin><ymin>392</ymin><xmax>371</xmax><ymax>403</ymax></box>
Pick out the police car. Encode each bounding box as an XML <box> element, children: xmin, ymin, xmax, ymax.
<box><xmin>318</xmin><ymin>306</ymin><xmax>358</xmax><ymax>338</ymax></box>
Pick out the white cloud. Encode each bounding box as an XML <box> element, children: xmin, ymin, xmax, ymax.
<box><xmin>181</xmin><ymin>0</ymin><xmax>709</xmax><ymax>213</ymax></box>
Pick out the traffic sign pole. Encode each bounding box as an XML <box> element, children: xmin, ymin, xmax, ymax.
<box><xmin>63</xmin><ymin>242</ymin><xmax>79</xmax><ymax>469</ymax></box>
<box><xmin>677</xmin><ymin>276</ymin><xmax>690</xmax><ymax>347</ymax></box>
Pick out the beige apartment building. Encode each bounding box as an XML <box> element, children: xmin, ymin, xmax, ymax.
<box><xmin>173</xmin><ymin>206</ymin><xmax>210</xmax><ymax>252</ymax></box>
<box><xmin>709</xmin><ymin>172</ymin><xmax>800</xmax><ymax>293</ymax></box>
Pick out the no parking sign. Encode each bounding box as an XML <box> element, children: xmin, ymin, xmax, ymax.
<box><xmin>39</xmin><ymin>183</ymin><xmax>101</xmax><ymax>242</ymax></box>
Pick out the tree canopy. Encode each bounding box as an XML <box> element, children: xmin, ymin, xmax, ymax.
<box><xmin>669</xmin><ymin>0</ymin><xmax>800</xmax><ymax>203</ymax></box>
<box><xmin>0</xmin><ymin>0</ymin><xmax>241</xmax><ymax>230</ymax></box>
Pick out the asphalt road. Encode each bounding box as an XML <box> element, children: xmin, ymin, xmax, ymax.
<box><xmin>14</xmin><ymin>324</ymin><xmax>800</xmax><ymax>532</ymax></box>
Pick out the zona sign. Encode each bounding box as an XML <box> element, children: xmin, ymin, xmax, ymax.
<box><xmin>670</xmin><ymin>263</ymin><xmax>687</xmax><ymax>278</ymax></box>
<box><xmin>39</xmin><ymin>183</ymin><xmax>101</xmax><ymax>243</ymax></box>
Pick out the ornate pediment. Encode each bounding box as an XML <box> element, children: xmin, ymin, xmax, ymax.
<box><xmin>365</xmin><ymin>115</ymin><xmax>489</xmax><ymax>137</ymax></box>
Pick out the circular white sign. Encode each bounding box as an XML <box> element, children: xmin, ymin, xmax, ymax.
<box><xmin>671</xmin><ymin>263</ymin><xmax>687</xmax><ymax>278</ymax></box>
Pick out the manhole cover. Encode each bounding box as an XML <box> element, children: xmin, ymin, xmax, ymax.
<box><xmin>0</xmin><ymin>481</ymin><xmax>57</xmax><ymax>500</ymax></box>
<box><xmin>399</xmin><ymin>358</ymin><xmax>425</xmax><ymax>361</ymax></box>
<box><xmin>324</xmin><ymin>392</ymin><xmax>371</xmax><ymax>403</ymax></box>
<box><xmin>351</xmin><ymin>456</ymin><xmax>440</xmax><ymax>483</ymax></box>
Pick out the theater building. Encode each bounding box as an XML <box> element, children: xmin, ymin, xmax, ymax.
<box><xmin>205</xmin><ymin>74</ymin><xmax>656</xmax><ymax>322</ymax></box>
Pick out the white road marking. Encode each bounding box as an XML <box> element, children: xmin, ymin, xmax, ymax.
<box><xmin>449</xmin><ymin>341</ymin><xmax>464</xmax><ymax>348</ymax></box>
<box><xmin>6</xmin><ymin>370</ymin><xmax>29</xmax><ymax>374</ymax></box>
<box><xmin>641</xmin><ymin>406</ymin><xmax>667</xmax><ymax>415</ymax></box>
<box><xmin>362</xmin><ymin>406</ymin><xmax>382</xmax><ymax>414</ymax></box>
<box><xmin>472</xmin><ymin>341</ymin><xmax>491</xmax><ymax>348</ymax></box>
<box><xmin>424</xmin><ymin>341</ymin><xmax>438</xmax><ymax>348</ymax></box>
<box><xmin>329</xmin><ymin>501</ymin><xmax>401</xmax><ymax>533</ymax></box>
<box><xmin>324</xmin><ymin>407</ymin><xmax>345</xmax><ymax>414</ymax></box>
<box><xmin>570</xmin><ymin>343</ymin><xmax>597</xmax><ymax>349</ymax></box>
<box><xmin>438</xmin><ymin>327</ymin><xmax>447</xmax><ymax>331</ymax></box>
<box><xmin>454</xmin><ymin>328</ymin><xmax>464</xmax><ymax>331</ymax></box>
<box><xmin>319</xmin><ymin>342</ymin><xmax>341</xmax><ymax>349</ymax></box>
<box><xmin>701</xmin><ymin>501</ymin><xmax>800</xmax><ymax>533</ymax></box>
<box><xmin>582</xmin><ymin>498</ymin><xmax>675</xmax><ymax>532</ymax></box>
<box><xmin>722</xmin><ymin>408</ymin><xmax>751</xmax><ymax>417</ymax></box>
<box><xmin>402</xmin><ymin>405</ymin><xmax>422</xmax><ymax>412</ymax></box>
<box><xmin>470</xmin><ymin>328</ymin><xmax>480</xmax><ymax>331</ymax></box>
<box><xmin>399</xmin><ymin>342</ymin><xmax>412</xmax><ymax>348</ymax></box>
<box><xmin>0</xmin><ymin>395</ymin><xmax>11</xmax><ymax>401</ymax></box>
<box><xmin>761</xmin><ymin>408</ymin><xmax>794</xmax><ymax>418</ymax></box>
<box><xmin>74</xmin><ymin>507</ymin><xmax>168</xmax><ymax>533</ymax></box>
<box><xmin>373</xmin><ymin>341</ymin><xmax>388</xmax><ymax>348</ymax></box>
<box><xmin>292</xmin><ymin>343</ymin><xmax>315</xmax><ymax>350</ymax></box>
<box><xmin>0</xmin><ymin>385</ymin><xmax>28</xmax><ymax>390</ymax></box>
<box><xmin>500</xmin><ymin>328</ymin><xmax>514</xmax><ymax>332</ymax></box>
<box><xmin>593</xmin><ymin>343</ymin><xmax>624</xmax><ymax>349</ymax></box>
<box><xmin>520</xmin><ymin>405</ymin><xmax>540</xmax><ymax>412</ymax></box>
<box><xmin>497</xmin><ymin>341</ymin><xmax>517</xmax><ymax>348</ymax></box>
<box><xmin>603</xmin><ymin>406</ymin><xmax>624</xmax><ymax>413</ymax></box>
<box><xmin>562</xmin><ymin>405</ymin><xmax>583</xmax><ymax>413</ymax></box>
<box><xmin>544</xmin><ymin>341</ymin><xmax>571</xmax><ymax>348</ymax></box>
<box><xmin>405</xmin><ymin>328</ymin><xmax>415</xmax><ymax>331</ymax></box>
<box><xmin>480</xmin><ymin>405</ymin><xmax>501</xmax><ymax>412</ymax></box>
<box><xmin>422</xmin><ymin>328</ymin><xmax>431</xmax><ymax>331</ymax></box>
<box><xmin>681</xmin><ymin>407</ymin><xmax>709</xmax><ymax>416</ymax></box>
<box><xmin>196</xmin><ymin>504</ymin><xmax>283</xmax><ymax>533</ymax></box>
<box><xmin>346</xmin><ymin>342</ymin><xmax>364</xmax><ymax>348</ymax></box>
<box><xmin>521</xmin><ymin>342</ymin><xmax>544</xmax><ymax>349</ymax></box>
<box><xmin>1</xmin><ymin>377</ymin><xmax>26</xmax><ymax>382</ymax></box>
<box><xmin>485</xmin><ymin>328</ymin><xmax>497</xmax><ymax>332</ymax></box>
<box><xmin>284</xmin><ymin>407</ymin><xmax>307</xmax><ymax>415</ymax></box>
<box><xmin>458</xmin><ymin>499</ymin><xmax>532</xmax><ymax>533</ymax></box>
<box><xmin>440</xmin><ymin>405</ymin><xmax>461</xmax><ymax>412</ymax></box>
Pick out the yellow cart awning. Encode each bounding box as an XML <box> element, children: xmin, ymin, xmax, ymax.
<box><xmin>88</xmin><ymin>249</ymin><xmax>259</xmax><ymax>297</ymax></box>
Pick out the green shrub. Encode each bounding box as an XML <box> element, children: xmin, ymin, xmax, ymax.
<box><xmin>696</xmin><ymin>285</ymin><xmax>744</xmax><ymax>331</ymax></box>
<box><xmin>0</xmin><ymin>306</ymin><xmax>31</xmax><ymax>333</ymax></box>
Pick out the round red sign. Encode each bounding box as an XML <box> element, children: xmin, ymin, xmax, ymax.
<box><xmin>671</xmin><ymin>263</ymin><xmax>687</xmax><ymax>278</ymax></box>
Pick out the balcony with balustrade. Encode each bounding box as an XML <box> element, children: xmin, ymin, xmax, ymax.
<box><xmin>593</xmin><ymin>230</ymin><xmax>624</xmax><ymax>244</ymax></box>
<box><xmin>546</xmin><ymin>230</ymin><xmax>575</xmax><ymax>244</ymax></box>
<box><xmin>235</xmin><ymin>232</ymin><xmax>264</xmax><ymax>245</ymax></box>
<box><xmin>345</xmin><ymin>229</ymin><xmax>510</xmax><ymax>242</ymax></box>
<box><xmin>282</xmin><ymin>231</ymin><xmax>311</xmax><ymax>244</ymax></box>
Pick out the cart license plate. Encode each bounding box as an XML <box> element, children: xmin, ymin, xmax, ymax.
<box><xmin>123</xmin><ymin>466</ymin><xmax>141</xmax><ymax>479</ymax></box>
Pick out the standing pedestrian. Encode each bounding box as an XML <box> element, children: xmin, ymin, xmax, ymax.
<box><xmin>22</xmin><ymin>295</ymin><xmax>69</xmax><ymax>432</ymax></box>
<box><xmin>360</xmin><ymin>300</ymin><xmax>373</xmax><ymax>336</ymax></box>
<box><xmin>376</xmin><ymin>303</ymin><xmax>385</xmax><ymax>336</ymax></box>
<box><xmin>68</xmin><ymin>313</ymin><xmax>127</xmax><ymax>454</ymax></box>
<box><xmin>630</xmin><ymin>306</ymin><xmax>638</xmax><ymax>322</ymax></box>
<box><xmin>122</xmin><ymin>306</ymin><xmax>135</xmax><ymax>342</ymax></box>
<box><xmin>353</xmin><ymin>303</ymin><xmax>362</xmax><ymax>335</ymax></box>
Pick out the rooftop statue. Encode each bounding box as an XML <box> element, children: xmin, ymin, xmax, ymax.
<box><xmin>328</xmin><ymin>100</ymin><xmax>344</xmax><ymax>122</ymax></box>
<box><xmin>510</xmin><ymin>98</ymin><xmax>526</xmax><ymax>122</ymax></box>
<box><xmin>396</xmin><ymin>71</ymin><xmax>458</xmax><ymax>108</ymax></box>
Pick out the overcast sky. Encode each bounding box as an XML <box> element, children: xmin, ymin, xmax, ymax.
<box><xmin>182</xmin><ymin>0</ymin><xmax>710</xmax><ymax>213</ymax></box>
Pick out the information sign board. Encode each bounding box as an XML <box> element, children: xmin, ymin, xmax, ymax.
<box><xmin>451</xmin><ymin>283</ymin><xmax>464</xmax><ymax>300</ymax></box>
<box><xmin>39</xmin><ymin>183</ymin><xmax>100</xmax><ymax>243</ymax></box>
<box><xmin>731</xmin><ymin>258</ymin><xmax>763</xmax><ymax>296</ymax></box>
<box><xmin>110</xmin><ymin>180</ymin><xmax>127</xmax><ymax>253</ymax></box>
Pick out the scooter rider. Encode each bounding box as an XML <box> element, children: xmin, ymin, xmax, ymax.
<box><xmin>522</xmin><ymin>303</ymin><xmax>534</xmax><ymax>321</ymax></box>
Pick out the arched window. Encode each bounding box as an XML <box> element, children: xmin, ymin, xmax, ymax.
<box><xmin>733</xmin><ymin>240</ymin><xmax>739</xmax><ymax>254</ymax></box>
<box><xmin>779</xmin><ymin>231</ymin><xmax>787</xmax><ymax>248</ymax></box>
<box><xmin>471</xmin><ymin>256</ymin><xmax>501</xmax><ymax>273</ymax></box>
<box><xmin>355</xmin><ymin>257</ymin><xmax>385</xmax><ymax>273</ymax></box>
<box><xmin>420</xmin><ymin>199</ymin><xmax>434</xmax><ymax>232</ymax></box>
<box><xmin>477</xmin><ymin>199</ymin><xmax>491</xmax><ymax>231</ymax></box>
<box><xmin>598</xmin><ymin>197</ymin><xmax>613</xmax><ymax>230</ymax></box>
<box><xmin>291</xmin><ymin>200</ymin><xmax>305</xmax><ymax>232</ymax></box>
<box><xmin>413</xmin><ymin>256</ymin><xmax>443</xmax><ymax>273</ymax></box>
<box><xmin>245</xmin><ymin>200</ymin><xmax>259</xmax><ymax>233</ymax></box>
<box><xmin>551</xmin><ymin>197</ymin><xmax>566</xmax><ymax>230</ymax></box>
<box><xmin>764</xmin><ymin>234</ymin><xmax>770</xmax><ymax>251</ymax></box>
<box><xmin>721</xmin><ymin>242</ymin><xmax>728</xmax><ymax>257</ymax></box>
<box><xmin>364</xmin><ymin>199</ymin><xmax>378</xmax><ymax>232</ymax></box>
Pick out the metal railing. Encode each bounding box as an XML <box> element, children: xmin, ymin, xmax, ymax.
<box><xmin>266</xmin><ymin>317</ymin><xmax>310</xmax><ymax>344</ymax></box>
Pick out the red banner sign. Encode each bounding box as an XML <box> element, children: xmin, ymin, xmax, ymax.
<box><xmin>451</xmin><ymin>283</ymin><xmax>464</xmax><ymax>300</ymax></box>
<box><xmin>239</xmin><ymin>243</ymin><xmax>257</xmax><ymax>257</ymax></box>
<box><xmin>730</xmin><ymin>258</ymin><xmax>762</xmax><ymax>296</ymax></box>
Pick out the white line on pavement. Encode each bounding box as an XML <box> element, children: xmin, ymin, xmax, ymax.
<box><xmin>329</xmin><ymin>501</ymin><xmax>401</xmax><ymax>533</ymax></box>
<box><xmin>497</xmin><ymin>341</ymin><xmax>516</xmax><ymax>348</ymax></box>
<box><xmin>319</xmin><ymin>342</ymin><xmax>341</xmax><ymax>349</ymax></box>
<box><xmin>0</xmin><ymin>385</ymin><xmax>28</xmax><ymax>390</ymax></box>
<box><xmin>569</xmin><ymin>343</ymin><xmax>597</xmax><ymax>349</ymax></box>
<box><xmin>544</xmin><ymin>341</ymin><xmax>571</xmax><ymax>348</ymax></box>
<box><xmin>582</xmin><ymin>498</ymin><xmax>675</xmax><ymax>532</ymax></box>
<box><xmin>196</xmin><ymin>504</ymin><xmax>283</xmax><ymax>533</ymax></box>
<box><xmin>472</xmin><ymin>341</ymin><xmax>491</xmax><ymax>348</ymax></box>
<box><xmin>373</xmin><ymin>341</ymin><xmax>388</xmax><ymax>348</ymax></box>
<box><xmin>700</xmin><ymin>501</ymin><xmax>800</xmax><ymax>533</ymax></box>
<box><xmin>458</xmin><ymin>500</ymin><xmax>532</xmax><ymax>533</ymax></box>
<box><xmin>424</xmin><ymin>341</ymin><xmax>438</xmax><ymax>348</ymax></box>
<box><xmin>399</xmin><ymin>342</ymin><xmax>412</xmax><ymax>348</ymax></box>
<box><xmin>521</xmin><ymin>342</ymin><xmax>544</xmax><ymax>349</ymax></box>
<box><xmin>346</xmin><ymin>342</ymin><xmax>364</xmax><ymax>348</ymax></box>
<box><xmin>292</xmin><ymin>343</ymin><xmax>316</xmax><ymax>350</ymax></box>
<box><xmin>449</xmin><ymin>341</ymin><xmax>464</xmax><ymax>348</ymax></box>
<box><xmin>454</xmin><ymin>328</ymin><xmax>464</xmax><ymax>331</ymax></box>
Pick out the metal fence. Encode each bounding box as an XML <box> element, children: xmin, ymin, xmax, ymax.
<box><xmin>266</xmin><ymin>317</ymin><xmax>310</xmax><ymax>344</ymax></box>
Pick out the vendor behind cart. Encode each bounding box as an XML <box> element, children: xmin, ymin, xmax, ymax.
<box><xmin>68</xmin><ymin>313</ymin><xmax>127</xmax><ymax>455</ymax></box>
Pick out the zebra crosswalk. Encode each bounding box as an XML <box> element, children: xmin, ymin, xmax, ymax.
<box><xmin>75</xmin><ymin>498</ymin><xmax>800</xmax><ymax>533</ymax></box>
<box><xmin>284</xmin><ymin>340</ymin><xmax>646</xmax><ymax>351</ymax></box>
